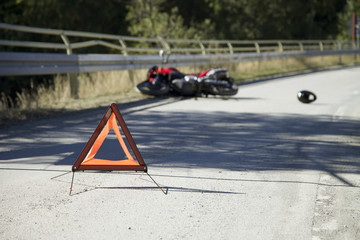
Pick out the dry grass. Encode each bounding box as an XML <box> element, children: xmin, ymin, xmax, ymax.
<box><xmin>231</xmin><ymin>55</ymin><xmax>360</xmax><ymax>83</ymax></box>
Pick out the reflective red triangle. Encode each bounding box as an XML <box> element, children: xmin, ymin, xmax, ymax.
<box><xmin>72</xmin><ymin>103</ymin><xmax>147</xmax><ymax>172</ymax></box>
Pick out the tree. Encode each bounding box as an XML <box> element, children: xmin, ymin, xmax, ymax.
<box><xmin>0</xmin><ymin>0</ymin><xmax>355</xmax><ymax>42</ymax></box>
<box><xmin>125</xmin><ymin>0</ymin><xmax>210</xmax><ymax>39</ymax></box>
<box><xmin>0</xmin><ymin>0</ymin><xmax>129</xmax><ymax>35</ymax></box>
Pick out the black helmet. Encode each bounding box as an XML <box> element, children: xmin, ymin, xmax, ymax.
<box><xmin>147</xmin><ymin>66</ymin><xmax>158</xmax><ymax>83</ymax></box>
<box><xmin>148</xmin><ymin>65</ymin><xmax>158</xmax><ymax>77</ymax></box>
<box><xmin>297</xmin><ymin>90</ymin><xmax>317</xmax><ymax>103</ymax></box>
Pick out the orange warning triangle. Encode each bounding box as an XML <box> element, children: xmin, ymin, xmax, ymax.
<box><xmin>72</xmin><ymin>103</ymin><xmax>147</xmax><ymax>172</ymax></box>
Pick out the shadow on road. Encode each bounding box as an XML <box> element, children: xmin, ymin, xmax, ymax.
<box><xmin>1</xmin><ymin>99</ymin><xmax>359</xmax><ymax>187</ymax></box>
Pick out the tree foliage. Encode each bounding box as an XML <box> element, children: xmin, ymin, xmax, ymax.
<box><xmin>0</xmin><ymin>0</ymin><xmax>128</xmax><ymax>34</ymax></box>
<box><xmin>0</xmin><ymin>0</ymin><xmax>357</xmax><ymax>41</ymax></box>
<box><xmin>125</xmin><ymin>0</ymin><xmax>214</xmax><ymax>40</ymax></box>
<box><xmin>166</xmin><ymin>0</ymin><xmax>350</xmax><ymax>40</ymax></box>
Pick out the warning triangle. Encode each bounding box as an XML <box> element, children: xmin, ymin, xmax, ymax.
<box><xmin>72</xmin><ymin>103</ymin><xmax>147</xmax><ymax>172</ymax></box>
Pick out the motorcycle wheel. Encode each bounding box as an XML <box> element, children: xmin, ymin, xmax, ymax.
<box><xmin>136</xmin><ymin>81</ymin><xmax>169</xmax><ymax>96</ymax></box>
<box><xmin>201</xmin><ymin>78</ymin><xmax>238</xmax><ymax>96</ymax></box>
<box><xmin>208</xmin><ymin>84</ymin><xmax>239</xmax><ymax>96</ymax></box>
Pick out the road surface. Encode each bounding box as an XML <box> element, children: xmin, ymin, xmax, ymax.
<box><xmin>1</xmin><ymin>66</ymin><xmax>360</xmax><ymax>239</ymax></box>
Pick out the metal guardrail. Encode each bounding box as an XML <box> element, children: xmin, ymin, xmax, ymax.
<box><xmin>0</xmin><ymin>23</ymin><xmax>359</xmax><ymax>76</ymax></box>
<box><xmin>0</xmin><ymin>23</ymin><xmax>355</xmax><ymax>55</ymax></box>
<box><xmin>1</xmin><ymin>49</ymin><xmax>360</xmax><ymax>76</ymax></box>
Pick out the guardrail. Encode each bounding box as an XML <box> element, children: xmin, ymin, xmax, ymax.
<box><xmin>0</xmin><ymin>23</ymin><xmax>359</xmax><ymax>76</ymax></box>
<box><xmin>1</xmin><ymin>49</ymin><xmax>360</xmax><ymax>76</ymax></box>
<box><xmin>0</xmin><ymin>23</ymin><xmax>355</xmax><ymax>55</ymax></box>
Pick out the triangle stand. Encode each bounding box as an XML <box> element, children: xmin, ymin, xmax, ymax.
<box><xmin>70</xmin><ymin>103</ymin><xmax>166</xmax><ymax>195</ymax></box>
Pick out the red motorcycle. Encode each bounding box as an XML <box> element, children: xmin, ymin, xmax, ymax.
<box><xmin>137</xmin><ymin>65</ymin><xmax>238</xmax><ymax>97</ymax></box>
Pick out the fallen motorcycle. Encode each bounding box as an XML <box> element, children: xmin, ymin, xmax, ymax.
<box><xmin>137</xmin><ymin>66</ymin><xmax>238</xmax><ymax>97</ymax></box>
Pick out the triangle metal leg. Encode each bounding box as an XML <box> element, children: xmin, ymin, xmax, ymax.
<box><xmin>147</xmin><ymin>172</ymin><xmax>167</xmax><ymax>195</ymax></box>
<box><xmin>50</xmin><ymin>171</ymin><xmax>72</xmax><ymax>180</ymax></box>
<box><xmin>69</xmin><ymin>172</ymin><xmax>75</xmax><ymax>196</ymax></box>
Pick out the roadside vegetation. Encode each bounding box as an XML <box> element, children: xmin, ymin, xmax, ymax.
<box><xmin>232</xmin><ymin>55</ymin><xmax>360</xmax><ymax>82</ymax></box>
<box><xmin>2</xmin><ymin>0</ymin><xmax>358</xmax><ymax>41</ymax></box>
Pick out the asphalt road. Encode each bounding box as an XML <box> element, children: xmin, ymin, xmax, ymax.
<box><xmin>1</xmin><ymin>66</ymin><xmax>360</xmax><ymax>239</ymax></box>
